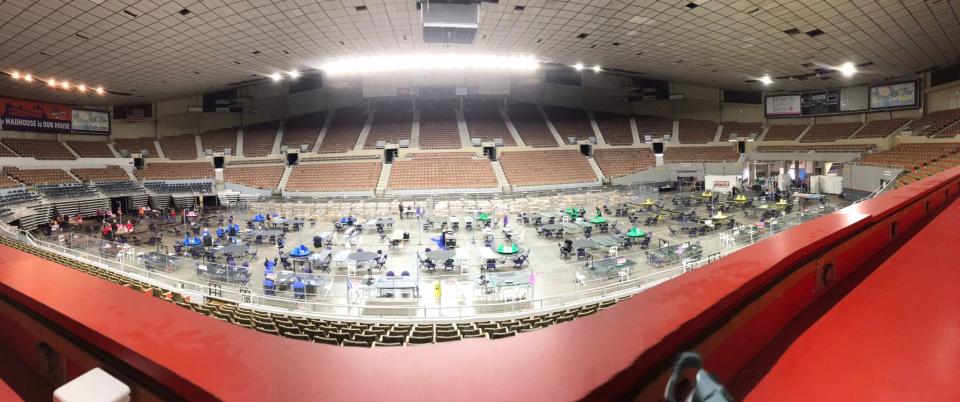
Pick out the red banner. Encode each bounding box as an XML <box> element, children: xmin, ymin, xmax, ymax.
<box><xmin>0</xmin><ymin>97</ymin><xmax>72</xmax><ymax>132</ymax></box>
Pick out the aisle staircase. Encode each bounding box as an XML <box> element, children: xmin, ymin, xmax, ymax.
<box><xmin>586</xmin><ymin>157</ymin><xmax>605</xmax><ymax>181</ymax></box>
<box><xmin>491</xmin><ymin>161</ymin><xmax>510</xmax><ymax>191</ymax></box>
<box><xmin>376</xmin><ymin>164</ymin><xmax>392</xmax><ymax>195</ymax></box>
<box><xmin>271</xmin><ymin>121</ymin><xmax>284</xmax><ymax>154</ymax></box>
<box><xmin>278</xmin><ymin>166</ymin><xmax>293</xmax><ymax>193</ymax></box>
<box><xmin>235</xmin><ymin>128</ymin><xmax>244</xmax><ymax>156</ymax></box>
<box><xmin>354</xmin><ymin>109</ymin><xmax>375</xmax><ymax>151</ymax></box>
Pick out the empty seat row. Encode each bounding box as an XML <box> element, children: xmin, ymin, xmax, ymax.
<box><xmin>282</xmin><ymin>112</ymin><xmax>326</xmax><ymax>151</ymax></box>
<box><xmin>859</xmin><ymin>143</ymin><xmax>960</xmax><ymax>171</ymax></box>
<box><xmin>364</xmin><ymin>102</ymin><xmax>412</xmax><ymax>149</ymax></box>
<box><xmin>243</xmin><ymin>121</ymin><xmax>280</xmax><ymax>157</ymax></box>
<box><xmin>762</xmin><ymin>125</ymin><xmax>807</xmax><ymax>141</ymax></box>
<box><xmin>911</xmin><ymin>108</ymin><xmax>960</xmax><ymax>137</ymax></box>
<box><xmin>388</xmin><ymin>157</ymin><xmax>497</xmax><ymax>189</ymax></box>
<box><xmin>755</xmin><ymin>144</ymin><xmax>874</xmax><ymax>153</ymax></box>
<box><xmin>113</xmin><ymin>137</ymin><xmax>160</xmax><ymax>157</ymax></box>
<box><xmin>144</xmin><ymin>182</ymin><xmax>212</xmax><ymax>194</ymax></box>
<box><xmin>200</xmin><ymin>128</ymin><xmax>238</xmax><ymax>155</ymax></box>
<box><xmin>285</xmin><ymin>162</ymin><xmax>382</xmax><ymax>192</ymax></box>
<box><xmin>678</xmin><ymin>119</ymin><xmax>718</xmax><ymax>144</ymax></box>
<box><xmin>71</xmin><ymin>166</ymin><xmax>130</xmax><ymax>182</ymax></box>
<box><xmin>417</xmin><ymin>100</ymin><xmax>461</xmax><ymax>149</ymax></box>
<box><xmin>65</xmin><ymin>141</ymin><xmax>115</xmax><ymax>158</ymax></box>
<box><xmin>593</xmin><ymin>112</ymin><xmax>633</xmax><ymax>146</ymax></box>
<box><xmin>799</xmin><ymin>122</ymin><xmax>862</xmax><ymax>142</ymax></box>
<box><xmin>850</xmin><ymin>119</ymin><xmax>910</xmax><ymax>139</ymax></box>
<box><xmin>318</xmin><ymin>107</ymin><xmax>366</xmax><ymax>153</ymax></box>
<box><xmin>159</xmin><ymin>134</ymin><xmax>198</xmax><ymax>160</ymax></box>
<box><xmin>463</xmin><ymin>99</ymin><xmax>516</xmax><ymax>146</ymax></box>
<box><xmin>134</xmin><ymin>162</ymin><xmax>214</xmax><ymax>180</ymax></box>
<box><xmin>498</xmin><ymin>150</ymin><xmax>597</xmax><ymax>186</ymax></box>
<box><xmin>2</xmin><ymin>138</ymin><xmax>75</xmax><ymax>160</ymax></box>
<box><xmin>663</xmin><ymin>146</ymin><xmax>739</xmax><ymax>163</ymax></box>
<box><xmin>593</xmin><ymin>148</ymin><xmax>656</xmax><ymax>178</ymax></box>
<box><xmin>544</xmin><ymin>105</ymin><xmax>593</xmax><ymax>143</ymax></box>
<box><xmin>224</xmin><ymin>165</ymin><xmax>285</xmax><ymax>190</ymax></box>
<box><xmin>3</xmin><ymin>167</ymin><xmax>77</xmax><ymax>185</ymax></box>
<box><xmin>720</xmin><ymin>121</ymin><xmax>762</xmax><ymax>139</ymax></box>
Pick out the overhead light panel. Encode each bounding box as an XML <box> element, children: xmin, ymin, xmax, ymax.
<box><xmin>10</xmin><ymin>71</ymin><xmax>19</xmax><ymax>80</ymax></box>
<box><xmin>759</xmin><ymin>75</ymin><xmax>773</xmax><ymax>85</ymax></box>
<box><xmin>95</xmin><ymin>87</ymin><xmax>104</xmax><ymax>95</ymax></box>
<box><xmin>319</xmin><ymin>54</ymin><xmax>540</xmax><ymax>76</ymax></box>
<box><xmin>839</xmin><ymin>62</ymin><xmax>857</xmax><ymax>77</ymax></box>
<box><xmin>61</xmin><ymin>81</ymin><xmax>70</xmax><ymax>90</ymax></box>
<box><xmin>270</xmin><ymin>73</ymin><xmax>283</xmax><ymax>82</ymax></box>
<box><xmin>77</xmin><ymin>84</ymin><xmax>86</xmax><ymax>92</ymax></box>
<box><xmin>47</xmin><ymin>79</ymin><xmax>57</xmax><ymax>87</ymax></box>
<box><xmin>573</xmin><ymin>63</ymin><xmax>584</xmax><ymax>71</ymax></box>
<box><xmin>288</xmin><ymin>70</ymin><xmax>300</xmax><ymax>79</ymax></box>
<box><xmin>592</xmin><ymin>65</ymin><xmax>601</xmax><ymax>73</ymax></box>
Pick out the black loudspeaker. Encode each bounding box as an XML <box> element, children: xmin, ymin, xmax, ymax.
<box><xmin>203</xmin><ymin>236</ymin><xmax>213</xmax><ymax>247</ymax></box>
<box><xmin>653</xmin><ymin>142</ymin><xmax>664</xmax><ymax>154</ymax></box>
<box><xmin>313</xmin><ymin>236</ymin><xmax>322</xmax><ymax>248</ymax></box>
<box><xmin>737</xmin><ymin>141</ymin><xmax>746</xmax><ymax>153</ymax></box>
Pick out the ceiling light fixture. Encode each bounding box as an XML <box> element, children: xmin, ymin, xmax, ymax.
<box><xmin>95</xmin><ymin>87</ymin><xmax>104</xmax><ymax>95</ymax></box>
<box><xmin>23</xmin><ymin>74</ymin><xmax>32</xmax><ymax>82</ymax></box>
<box><xmin>288</xmin><ymin>70</ymin><xmax>300</xmax><ymax>79</ymax></box>
<box><xmin>592</xmin><ymin>65</ymin><xmax>601</xmax><ymax>73</ymax></box>
<box><xmin>10</xmin><ymin>71</ymin><xmax>19</xmax><ymax>80</ymax></box>
<box><xmin>839</xmin><ymin>62</ymin><xmax>857</xmax><ymax>77</ymax></box>
<box><xmin>77</xmin><ymin>84</ymin><xmax>86</xmax><ymax>92</ymax></box>
<box><xmin>319</xmin><ymin>54</ymin><xmax>540</xmax><ymax>76</ymax></box>
<box><xmin>270</xmin><ymin>73</ymin><xmax>283</xmax><ymax>82</ymax></box>
<box><xmin>47</xmin><ymin>79</ymin><xmax>57</xmax><ymax>87</ymax></box>
<box><xmin>573</xmin><ymin>63</ymin><xmax>584</xmax><ymax>71</ymax></box>
<box><xmin>759</xmin><ymin>75</ymin><xmax>773</xmax><ymax>85</ymax></box>
<box><xmin>61</xmin><ymin>81</ymin><xmax>70</xmax><ymax>90</ymax></box>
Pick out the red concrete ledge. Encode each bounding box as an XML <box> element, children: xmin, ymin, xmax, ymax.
<box><xmin>0</xmin><ymin>169</ymin><xmax>958</xmax><ymax>401</ymax></box>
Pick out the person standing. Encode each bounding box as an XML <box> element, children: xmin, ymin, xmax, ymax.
<box><xmin>399</xmin><ymin>202</ymin><xmax>404</xmax><ymax>219</ymax></box>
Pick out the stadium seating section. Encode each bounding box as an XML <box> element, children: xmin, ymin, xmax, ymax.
<box><xmin>71</xmin><ymin>166</ymin><xmax>130</xmax><ymax>182</ymax></box>
<box><xmin>634</xmin><ymin>115</ymin><xmax>673</xmax><ymax>141</ymax></box>
<box><xmin>2</xmin><ymin>138</ymin><xmax>75</xmax><ymax>160</ymax></box>
<box><xmin>849</xmin><ymin>119</ymin><xmax>910</xmax><ymax>139</ymax></box>
<box><xmin>0</xmin><ymin>176</ymin><xmax>22</xmax><ymax>188</ymax></box>
<box><xmin>593</xmin><ymin>112</ymin><xmax>633</xmax><ymax>146</ymax></box>
<box><xmin>224</xmin><ymin>165</ymin><xmax>285</xmax><ymax>190</ymax></box>
<box><xmin>364</xmin><ymin>103</ymin><xmax>412</xmax><ymax>149</ymax></box>
<box><xmin>678</xmin><ymin>119</ymin><xmax>718</xmax><ymax>144</ymax></box>
<box><xmin>4</xmin><ymin>168</ymin><xmax>77</xmax><ymax>185</ymax></box>
<box><xmin>0</xmin><ymin>143</ymin><xmax>16</xmax><ymax>157</ymax></box>
<box><xmin>463</xmin><ymin>99</ymin><xmax>515</xmax><ymax>146</ymax></box>
<box><xmin>593</xmin><ymin>148</ymin><xmax>656</xmax><ymax>178</ymax></box>
<box><xmin>912</xmin><ymin>109</ymin><xmax>960</xmax><ymax>137</ymax></box>
<box><xmin>65</xmin><ymin>141</ymin><xmax>115</xmax><ymax>158</ymax></box>
<box><xmin>762</xmin><ymin>125</ymin><xmax>807</xmax><ymax>141</ymax></box>
<box><xmin>159</xmin><ymin>134</ymin><xmax>199</xmax><ymax>160</ymax></box>
<box><xmin>544</xmin><ymin>106</ymin><xmax>594</xmax><ymax>143</ymax></box>
<box><xmin>755</xmin><ymin>144</ymin><xmax>874</xmax><ymax>153</ymax></box>
<box><xmin>388</xmin><ymin>153</ymin><xmax>497</xmax><ymax>189</ymax></box>
<box><xmin>285</xmin><ymin>162</ymin><xmax>382</xmax><ymax>192</ymax></box>
<box><xmin>113</xmin><ymin>137</ymin><xmax>159</xmax><ymax>157</ymax></box>
<box><xmin>799</xmin><ymin>122</ymin><xmax>862</xmax><ymax>142</ymax></box>
<box><xmin>859</xmin><ymin>143</ymin><xmax>960</xmax><ymax>171</ymax></box>
<box><xmin>319</xmin><ymin>107</ymin><xmax>366</xmax><ymax>153</ymax></box>
<box><xmin>664</xmin><ymin>146</ymin><xmax>739</xmax><ymax>163</ymax></box>
<box><xmin>200</xmin><ymin>128</ymin><xmax>238</xmax><ymax>155</ymax></box>
<box><xmin>281</xmin><ymin>112</ymin><xmax>325</xmax><ymax>151</ymax></box>
<box><xmin>508</xmin><ymin>103</ymin><xmax>557</xmax><ymax>147</ymax></box>
<box><xmin>498</xmin><ymin>150</ymin><xmax>596</xmax><ymax>186</ymax></box>
<box><xmin>134</xmin><ymin>162</ymin><xmax>214</xmax><ymax>180</ymax></box>
<box><xmin>720</xmin><ymin>122</ymin><xmax>762</xmax><ymax>139</ymax></box>
<box><xmin>417</xmin><ymin>100</ymin><xmax>461</xmax><ymax>149</ymax></box>
<box><xmin>243</xmin><ymin>121</ymin><xmax>279</xmax><ymax>157</ymax></box>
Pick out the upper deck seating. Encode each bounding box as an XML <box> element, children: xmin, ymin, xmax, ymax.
<box><xmin>678</xmin><ymin>119</ymin><xmax>718</xmax><ymax>144</ymax></box>
<box><xmin>593</xmin><ymin>112</ymin><xmax>633</xmax><ymax>146</ymax></box>
<box><xmin>224</xmin><ymin>165</ymin><xmax>284</xmax><ymax>190</ymax></box>
<box><xmin>507</xmin><ymin>103</ymin><xmax>557</xmax><ymax>147</ymax></box>
<box><xmin>2</xmin><ymin>138</ymin><xmax>75</xmax><ymax>160</ymax></box>
<box><xmin>720</xmin><ymin>122</ymin><xmax>762</xmax><ymax>140</ymax></box>
<box><xmin>463</xmin><ymin>99</ymin><xmax>515</xmax><ymax>146</ymax></box>
<box><xmin>199</xmin><ymin>128</ymin><xmax>238</xmax><ymax>155</ymax></box>
<box><xmin>318</xmin><ymin>107</ymin><xmax>366</xmax><ymax>153</ymax></box>
<box><xmin>544</xmin><ymin>106</ymin><xmax>593</xmax><ymax>143</ymax></box>
<box><xmin>159</xmin><ymin>134</ymin><xmax>198</xmax><ymax>160</ymax></box>
<box><xmin>755</xmin><ymin>144</ymin><xmax>874</xmax><ymax>153</ymax></box>
<box><xmin>388</xmin><ymin>154</ymin><xmax>497</xmax><ymax>189</ymax></box>
<box><xmin>762</xmin><ymin>125</ymin><xmax>807</xmax><ymax>141</ymax></box>
<box><xmin>285</xmin><ymin>163</ymin><xmax>382</xmax><ymax>192</ymax></box>
<box><xmin>113</xmin><ymin>137</ymin><xmax>160</xmax><ymax>157</ymax></box>
<box><xmin>910</xmin><ymin>108</ymin><xmax>960</xmax><ymax>137</ymax></box>
<box><xmin>849</xmin><ymin>119</ymin><xmax>910</xmax><ymax>139</ymax></box>
<box><xmin>799</xmin><ymin>122</ymin><xmax>862</xmax><ymax>142</ymax></box>
<box><xmin>281</xmin><ymin>112</ymin><xmax>326</xmax><ymax>151</ymax></box>
<box><xmin>243</xmin><ymin>121</ymin><xmax>280</xmax><ymax>157</ymax></box>
<box><xmin>859</xmin><ymin>143</ymin><xmax>960</xmax><ymax>171</ymax></box>
<box><xmin>498</xmin><ymin>150</ymin><xmax>597</xmax><ymax>186</ymax></box>
<box><xmin>71</xmin><ymin>166</ymin><xmax>129</xmax><ymax>182</ymax></box>
<box><xmin>634</xmin><ymin>115</ymin><xmax>673</xmax><ymax>141</ymax></box>
<box><xmin>134</xmin><ymin>162</ymin><xmax>214</xmax><ymax>180</ymax></box>
<box><xmin>593</xmin><ymin>148</ymin><xmax>656</xmax><ymax>178</ymax></box>
<box><xmin>664</xmin><ymin>146</ymin><xmax>739</xmax><ymax>163</ymax></box>
<box><xmin>364</xmin><ymin>103</ymin><xmax>412</xmax><ymax>149</ymax></box>
<box><xmin>417</xmin><ymin>100</ymin><xmax>461</xmax><ymax>149</ymax></box>
<box><xmin>65</xmin><ymin>141</ymin><xmax>114</xmax><ymax>158</ymax></box>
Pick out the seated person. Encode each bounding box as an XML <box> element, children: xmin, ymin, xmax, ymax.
<box><xmin>263</xmin><ymin>277</ymin><xmax>276</xmax><ymax>296</ymax></box>
<box><xmin>264</xmin><ymin>258</ymin><xmax>276</xmax><ymax>274</ymax></box>
<box><xmin>292</xmin><ymin>278</ymin><xmax>305</xmax><ymax>299</ymax></box>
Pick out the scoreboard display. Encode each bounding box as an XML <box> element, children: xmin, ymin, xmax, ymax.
<box><xmin>766</xmin><ymin>80</ymin><xmax>920</xmax><ymax>118</ymax></box>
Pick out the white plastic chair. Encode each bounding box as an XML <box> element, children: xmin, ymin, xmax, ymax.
<box><xmin>575</xmin><ymin>272</ymin><xmax>586</xmax><ymax>288</ymax></box>
<box><xmin>618</xmin><ymin>269</ymin><xmax>629</xmax><ymax>283</ymax></box>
